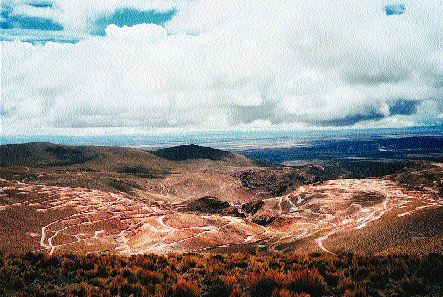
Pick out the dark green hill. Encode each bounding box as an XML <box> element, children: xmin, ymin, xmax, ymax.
<box><xmin>0</xmin><ymin>142</ymin><xmax>174</xmax><ymax>172</ymax></box>
<box><xmin>0</xmin><ymin>142</ymin><xmax>100</xmax><ymax>167</ymax></box>
<box><xmin>153</xmin><ymin>144</ymin><xmax>232</xmax><ymax>161</ymax></box>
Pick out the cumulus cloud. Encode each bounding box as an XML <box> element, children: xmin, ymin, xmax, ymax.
<box><xmin>1</xmin><ymin>0</ymin><xmax>442</xmax><ymax>135</ymax></box>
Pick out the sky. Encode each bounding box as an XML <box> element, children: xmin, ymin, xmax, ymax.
<box><xmin>1</xmin><ymin>0</ymin><xmax>442</xmax><ymax>135</ymax></box>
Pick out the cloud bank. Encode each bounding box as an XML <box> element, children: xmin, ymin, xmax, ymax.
<box><xmin>1</xmin><ymin>0</ymin><xmax>442</xmax><ymax>135</ymax></box>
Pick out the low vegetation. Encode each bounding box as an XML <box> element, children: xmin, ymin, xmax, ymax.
<box><xmin>0</xmin><ymin>252</ymin><xmax>441</xmax><ymax>296</ymax></box>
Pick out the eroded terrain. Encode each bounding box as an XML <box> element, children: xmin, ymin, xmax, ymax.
<box><xmin>248</xmin><ymin>178</ymin><xmax>443</xmax><ymax>254</ymax></box>
<box><xmin>0</xmin><ymin>179</ymin><xmax>263</xmax><ymax>255</ymax></box>
<box><xmin>1</xmin><ymin>171</ymin><xmax>441</xmax><ymax>255</ymax></box>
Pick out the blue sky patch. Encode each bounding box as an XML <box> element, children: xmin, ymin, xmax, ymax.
<box><xmin>389</xmin><ymin>99</ymin><xmax>418</xmax><ymax>115</ymax></box>
<box><xmin>28</xmin><ymin>2</ymin><xmax>53</xmax><ymax>8</ymax></box>
<box><xmin>0</xmin><ymin>5</ymin><xmax>63</xmax><ymax>30</ymax></box>
<box><xmin>385</xmin><ymin>4</ymin><xmax>406</xmax><ymax>15</ymax></box>
<box><xmin>93</xmin><ymin>8</ymin><xmax>176</xmax><ymax>36</ymax></box>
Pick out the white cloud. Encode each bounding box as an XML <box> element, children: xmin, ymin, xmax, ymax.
<box><xmin>1</xmin><ymin>0</ymin><xmax>442</xmax><ymax>135</ymax></box>
<box><xmin>12</xmin><ymin>3</ymin><xmax>58</xmax><ymax>20</ymax></box>
<box><xmin>105</xmin><ymin>24</ymin><xmax>167</xmax><ymax>42</ymax></box>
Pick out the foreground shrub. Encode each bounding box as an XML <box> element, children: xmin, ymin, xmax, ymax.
<box><xmin>201</xmin><ymin>277</ymin><xmax>232</xmax><ymax>297</ymax></box>
<box><xmin>171</xmin><ymin>278</ymin><xmax>199</xmax><ymax>297</ymax></box>
<box><xmin>248</xmin><ymin>271</ymin><xmax>285</xmax><ymax>297</ymax></box>
<box><xmin>285</xmin><ymin>268</ymin><xmax>327</xmax><ymax>297</ymax></box>
<box><xmin>395</xmin><ymin>276</ymin><xmax>426</xmax><ymax>296</ymax></box>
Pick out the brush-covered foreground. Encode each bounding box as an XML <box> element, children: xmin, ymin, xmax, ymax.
<box><xmin>1</xmin><ymin>252</ymin><xmax>442</xmax><ymax>297</ymax></box>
